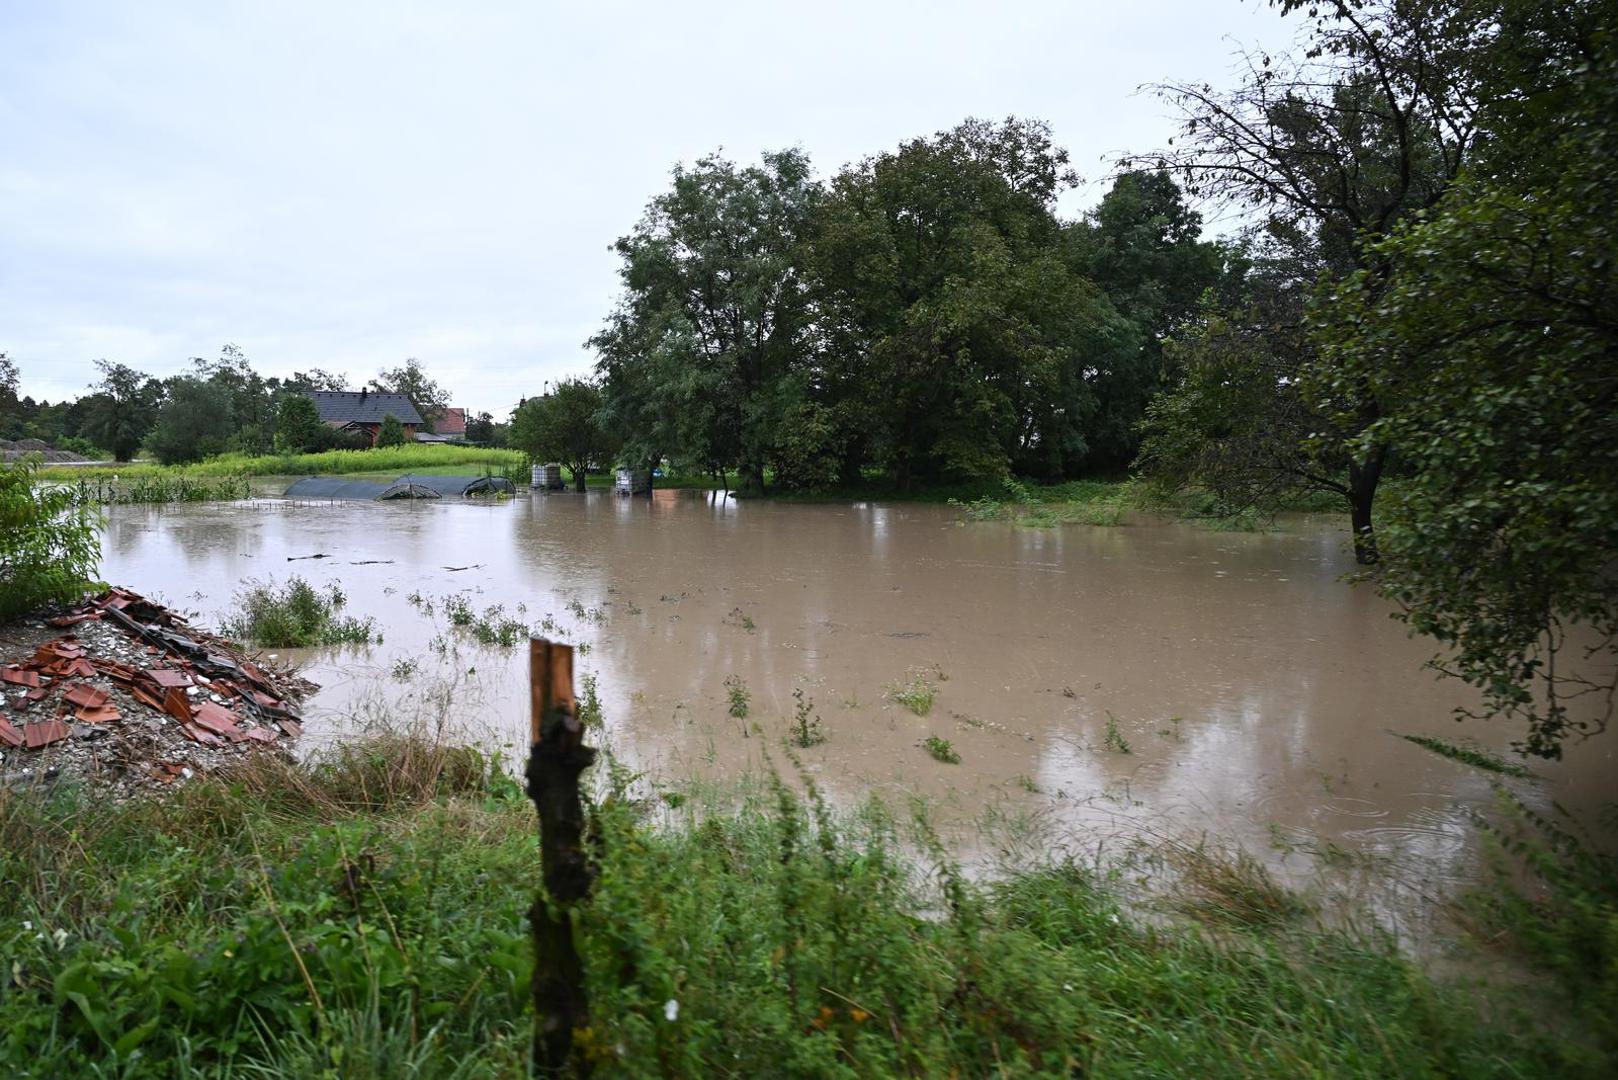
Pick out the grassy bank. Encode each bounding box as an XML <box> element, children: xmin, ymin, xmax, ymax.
<box><xmin>0</xmin><ymin>737</ymin><xmax>1608</xmax><ymax>1077</ymax></box>
<box><xmin>47</xmin><ymin>444</ymin><xmax>526</xmax><ymax>482</ymax></box>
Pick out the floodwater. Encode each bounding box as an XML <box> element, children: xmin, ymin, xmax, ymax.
<box><xmin>97</xmin><ymin>491</ymin><xmax>1614</xmax><ymax>933</ymax></box>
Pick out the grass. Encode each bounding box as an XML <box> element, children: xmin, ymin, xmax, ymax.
<box><xmin>1103</xmin><ymin>711</ymin><xmax>1133</xmax><ymax>754</ymax></box>
<box><xmin>922</xmin><ymin>734</ymin><xmax>961</xmax><ymax>763</ymax></box>
<box><xmin>1400</xmin><ymin>733</ymin><xmax>1531</xmax><ymax>776</ymax></box>
<box><xmin>222</xmin><ymin>576</ymin><xmax>378</xmax><ymax>647</ymax></box>
<box><xmin>60</xmin><ymin>473</ymin><xmax>256</xmax><ymax>505</ymax></box>
<box><xmin>0</xmin><ymin>734</ymin><xmax>1605</xmax><ymax>1077</ymax></box>
<box><xmin>887</xmin><ymin>668</ymin><xmax>939</xmax><ymax>716</ymax></box>
<box><xmin>52</xmin><ymin>444</ymin><xmax>526</xmax><ymax>481</ymax></box>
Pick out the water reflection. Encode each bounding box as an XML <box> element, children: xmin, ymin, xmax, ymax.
<box><xmin>95</xmin><ymin>494</ymin><xmax>1614</xmax><ymax>920</ymax></box>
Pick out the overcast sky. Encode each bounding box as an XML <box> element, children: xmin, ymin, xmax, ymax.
<box><xmin>1</xmin><ymin>1</ymin><xmax>1296</xmax><ymax>416</ymax></box>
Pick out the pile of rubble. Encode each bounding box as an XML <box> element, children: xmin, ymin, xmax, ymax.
<box><xmin>0</xmin><ymin>588</ymin><xmax>314</xmax><ymax>796</ymax></box>
<box><xmin>0</xmin><ymin>438</ymin><xmax>91</xmax><ymax>464</ymax></box>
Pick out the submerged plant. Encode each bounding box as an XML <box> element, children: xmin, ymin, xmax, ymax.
<box><xmin>223</xmin><ymin>576</ymin><xmax>377</xmax><ymax>647</ymax></box>
<box><xmin>887</xmin><ymin>668</ymin><xmax>939</xmax><ymax>716</ymax></box>
<box><xmin>1103</xmin><ymin>712</ymin><xmax>1132</xmax><ymax>754</ymax></box>
<box><xmin>724</xmin><ymin>675</ymin><xmax>751</xmax><ymax>719</ymax></box>
<box><xmin>789</xmin><ymin>687</ymin><xmax>825</xmax><ymax>747</ymax></box>
<box><xmin>1400</xmin><ymin>734</ymin><xmax>1529</xmax><ymax>777</ymax></box>
<box><xmin>923</xmin><ymin>735</ymin><xmax>960</xmax><ymax>764</ymax></box>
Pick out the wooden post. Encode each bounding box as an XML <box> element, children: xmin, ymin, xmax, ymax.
<box><xmin>526</xmin><ymin>638</ymin><xmax>597</xmax><ymax>1075</ymax></box>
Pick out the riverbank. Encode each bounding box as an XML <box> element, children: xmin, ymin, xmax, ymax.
<box><xmin>43</xmin><ymin>444</ymin><xmax>525</xmax><ymax>482</ymax></box>
<box><xmin>0</xmin><ymin>731</ymin><xmax>1610</xmax><ymax>1077</ymax></box>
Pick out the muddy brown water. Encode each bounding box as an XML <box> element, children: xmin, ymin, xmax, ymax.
<box><xmin>98</xmin><ymin>492</ymin><xmax>1614</xmax><ymax>932</ymax></box>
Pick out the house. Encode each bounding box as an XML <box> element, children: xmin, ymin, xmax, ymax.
<box><xmin>435</xmin><ymin>407</ymin><xmax>468</xmax><ymax>441</ymax></box>
<box><xmin>305</xmin><ymin>390</ymin><xmax>424</xmax><ymax>447</ymax></box>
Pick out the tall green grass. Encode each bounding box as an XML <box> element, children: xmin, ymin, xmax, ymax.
<box><xmin>0</xmin><ymin>733</ymin><xmax>1607</xmax><ymax>1076</ymax></box>
<box><xmin>51</xmin><ymin>444</ymin><xmax>525</xmax><ymax>482</ymax></box>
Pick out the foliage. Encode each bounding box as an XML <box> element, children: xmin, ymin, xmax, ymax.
<box><xmin>886</xmin><ymin>669</ymin><xmax>938</xmax><ymax>716</ymax></box>
<box><xmin>80</xmin><ymin>360</ymin><xmax>162</xmax><ymax>463</ymax></box>
<box><xmin>0</xmin><ymin>736</ymin><xmax>1605</xmax><ymax>1076</ymax></box>
<box><xmin>1399</xmin><ymin>735</ymin><xmax>1530</xmax><ymax>778</ymax></box>
<box><xmin>375</xmin><ymin>414</ymin><xmax>406</xmax><ymax>449</ymax></box>
<box><xmin>1461</xmin><ymin>787</ymin><xmax>1618</xmax><ymax>1063</ymax></box>
<box><xmin>64</xmin><ymin>474</ymin><xmax>253</xmax><ymax>506</ymax></box>
<box><xmin>789</xmin><ymin>687</ymin><xmax>825</xmax><ymax>747</ymax></box>
<box><xmin>1315</xmin><ymin>0</ymin><xmax>1618</xmax><ymax>757</ymax></box>
<box><xmin>922</xmin><ymin>735</ymin><xmax>960</xmax><ymax>763</ymax></box>
<box><xmin>147</xmin><ymin>376</ymin><xmax>233</xmax><ymax>465</ymax></box>
<box><xmin>370</xmin><ymin>358</ymin><xmax>448</xmax><ymax>432</ymax></box>
<box><xmin>64</xmin><ymin>444</ymin><xmax>524</xmax><ymax>481</ymax></box>
<box><xmin>1128</xmin><ymin>0</ymin><xmax>1487</xmax><ymax>562</ymax></box>
<box><xmin>0</xmin><ymin>456</ymin><xmax>100</xmax><ymax>621</ymax></box>
<box><xmin>222</xmin><ymin>576</ymin><xmax>378</xmax><ymax>647</ymax></box>
<box><xmin>509</xmin><ymin>379</ymin><xmax>617</xmax><ymax>491</ymax></box>
<box><xmin>724</xmin><ymin>675</ymin><xmax>750</xmax><ymax>719</ymax></box>
<box><xmin>274</xmin><ymin>393</ymin><xmax>326</xmax><ymax>454</ymax></box>
<box><xmin>592</xmin><ymin>148</ymin><xmax>817</xmax><ymax>495</ymax></box>
<box><xmin>0</xmin><ymin>353</ymin><xmax>19</xmax><ymax>438</ymax></box>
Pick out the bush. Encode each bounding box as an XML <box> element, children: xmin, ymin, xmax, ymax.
<box><xmin>0</xmin><ymin>455</ymin><xmax>100</xmax><ymax>622</ymax></box>
<box><xmin>222</xmin><ymin>576</ymin><xmax>378</xmax><ymax>647</ymax></box>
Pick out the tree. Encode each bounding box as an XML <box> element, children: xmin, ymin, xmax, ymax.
<box><xmin>0</xmin><ymin>455</ymin><xmax>99</xmax><ymax>621</ymax></box>
<box><xmin>81</xmin><ymin>361</ymin><xmax>162</xmax><ymax>462</ymax></box>
<box><xmin>811</xmin><ymin>118</ymin><xmax>1136</xmax><ymax>486</ymax></box>
<box><xmin>371</xmin><ymin>359</ymin><xmax>448</xmax><ymax>432</ymax></box>
<box><xmin>465</xmin><ymin>411</ymin><xmax>497</xmax><ymax>445</ymax></box>
<box><xmin>1128</xmin><ymin>0</ymin><xmax>1484</xmax><ymax>561</ymax></box>
<box><xmin>375</xmin><ymin>413</ymin><xmax>406</xmax><ymax>448</ymax></box>
<box><xmin>274</xmin><ymin>394</ymin><xmax>325</xmax><ymax>454</ymax></box>
<box><xmin>511</xmin><ymin>379</ymin><xmax>617</xmax><ymax>492</ymax></box>
<box><xmin>1313</xmin><ymin>0</ymin><xmax>1618</xmax><ymax>756</ymax></box>
<box><xmin>148</xmin><ymin>376</ymin><xmax>233</xmax><ymax>464</ymax></box>
<box><xmin>1064</xmin><ymin>170</ymin><xmax>1233</xmax><ymax>469</ymax></box>
<box><xmin>0</xmin><ymin>354</ymin><xmax>18</xmax><ymax>436</ymax></box>
<box><xmin>592</xmin><ymin>149</ymin><xmax>817</xmax><ymax>495</ymax></box>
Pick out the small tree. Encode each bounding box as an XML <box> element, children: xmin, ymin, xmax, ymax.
<box><xmin>0</xmin><ymin>456</ymin><xmax>100</xmax><ymax>621</ymax></box>
<box><xmin>81</xmin><ymin>360</ymin><xmax>161</xmax><ymax>462</ymax></box>
<box><xmin>510</xmin><ymin>379</ymin><xmax>616</xmax><ymax>491</ymax></box>
<box><xmin>375</xmin><ymin>413</ymin><xmax>406</xmax><ymax>448</ymax></box>
<box><xmin>274</xmin><ymin>394</ymin><xmax>325</xmax><ymax>454</ymax></box>
<box><xmin>148</xmin><ymin>377</ymin><xmax>233</xmax><ymax>465</ymax></box>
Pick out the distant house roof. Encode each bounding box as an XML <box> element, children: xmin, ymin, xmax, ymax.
<box><xmin>305</xmin><ymin>390</ymin><xmax>424</xmax><ymax>426</ymax></box>
<box><xmin>414</xmin><ymin>431</ymin><xmax>450</xmax><ymax>443</ymax></box>
<box><xmin>437</xmin><ymin>407</ymin><xmax>468</xmax><ymax>437</ymax></box>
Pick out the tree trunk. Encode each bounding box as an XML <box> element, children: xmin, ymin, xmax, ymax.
<box><xmin>573</xmin><ymin>464</ymin><xmax>587</xmax><ymax>493</ymax></box>
<box><xmin>1347</xmin><ymin>445</ymin><xmax>1387</xmax><ymax>565</ymax></box>
<box><xmin>738</xmin><ymin>460</ymin><xmax>765</xmax><ymax>498</ymax></box>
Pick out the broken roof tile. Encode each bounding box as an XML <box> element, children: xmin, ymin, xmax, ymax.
<box><xmin>23</xmin><ymin>719</ymin><xmax>71</xmax><ymax>749</ymax></box>
<box><xmin>0</xmin><ymin>715</ymin><xmax>22</xmax><ymax>747</ymax></box>
<box><xmin>1</xmin><ymin>667</ymin><xmax>43</xmax><ymax>687</ymax></box>
<box><xmin>63</xmin><ymin>684</ymin><xmax>111</xmax><ymax>709</ymax></box>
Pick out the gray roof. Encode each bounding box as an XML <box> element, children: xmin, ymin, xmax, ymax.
<box><xmin>305</xmin><ymin>390</ymin><xmax>424</xmax><ymax>426</ymax></box>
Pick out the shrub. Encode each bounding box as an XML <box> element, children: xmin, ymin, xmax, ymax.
<box><xmin>0</xmin><ymin>455</ymin><xmax>100</xmax><ymax>621</ymax></box>
<box><xmin>223</xmin><ymin>576</ymin><xmax>378</xmax><ymax>647</ymax></box>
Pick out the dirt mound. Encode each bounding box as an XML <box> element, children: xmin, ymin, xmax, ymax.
<box><xmin>0</xmin><ymin>438</ymin><xmax>91</xmax><ymax>463</ymax></box>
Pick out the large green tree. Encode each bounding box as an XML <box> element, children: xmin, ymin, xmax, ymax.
<box><xmin>1129</xmin><ymin>0</ymin><xmax>1484</xmax><ymax>561</ymax></box>
<box><xmin>371</xmin><ymin>359</ymin><xmax>448</xmax><ymax>432</ymax></box>
<box><xmin>147</xmin><ymin>376</ymin><xmax>234</xmax><ymax>465</ymax></box>
<box><xmin>592</xmin><ymin>149</ymin><xmax>817</xmax><ymax>495</ymax></box>
<box><xmin>1315</xmin><ymin>0</ymin><xmax>1618</xmax><ymax>757</ymax></box>
<box><xmin>80</xmin><ymin>361</ymin><xmax>162</xmax><ymax>462</ymax></box>
<box><xmin>811</xmin><ymin>118</ymin><xmax>1137</xmax><ymax>486</ymax></box>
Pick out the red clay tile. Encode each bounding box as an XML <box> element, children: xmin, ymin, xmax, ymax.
<box><xmin>23</xmin><ymin>719</ymin><xmax>70</xmax><ymax>748</ymax></box>
<box><xmin>180</xmin><ymin>722</ymin><xmax>223</xmax><ymax>746</ymax></box>
<box><xmin>144</xmin><ymin>668</ymin><xmax>193</xmax><ymax>689</ymax></box>
<box><xmin>162</xmin><ymin>688</ymin><xmax>192</xmax><ymax>723</ymax></box>
<box><xmin>63</xmin><ymin>684</ymin><xmax>111</xmax><ymax>709</ymax></box>
<box><xmin>242</xmin><ymin>726</ymin><xmax>277</xmax><ymax>744</ymax></box>
<box><xmin>0</xmin><ymin>715</ymin><xmax>22</xmax><ymax>747</ymax></box>
<box><xmin>1</xmin><ymin>667</ymin><xmax>42</xmax><ymax>688</ymax></box>
<box><xmin>193</xmin><ymin>701</ymin><xmax>242</xmax><ymax>737</ymax></box>
<box><xmin>76</xmin><ymin>704</ymin><xmax>121</xmax><ymax>724</ymax></box>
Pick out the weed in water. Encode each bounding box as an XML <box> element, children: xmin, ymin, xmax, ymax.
<box><xmin>724</xmin><ymin>675</ymin><xmax>750</xmax><ymax>719</ymax></box>
<box><xmin>1103</xmin><ymin>711</ymin><xmax>1132</xmax><ymax>754</ymax></box>
<box><xmin>725</xmin><ymin>607</ymin><xmax>757</xmax><ymax>633</ymax></box>
<box><xmin>223</xmin><ymin>576</ymin><xmax>377</xmax><ymax>647</ymax></box>
<box><xmin>887</xmin><ymin>668</ymin><xmax>938</xmax><ymax>716</ymax></box>
<box><xmin>1168</xmin><ymin>841</ymin><xmax>1315</xmax><ymax>929</ymax></box>
<box><xmin>1400</xmin><ymin>733</ymin><xmax>1530</xmax><ymax>776</ymax></box>
<box><xmin>469</xmin><ymin>604</ymin><xmax>528</xmax><ymax>648</ymax></box>
<box><xmin>923</xmin><ymin>735</ymin><xmax>961</xmax><ymax>764</ymax></box>
<box><xmin>390</xmin><ymin>656</ymin><xmax>419</xmax><ymax>680</ymax></box>
<box><xmin>442</xmin><ymin>593</ymin><xmax>475</xmax><ymax>627</ymax></box>
<box><xmin>578</xmin><ymin>671</ymin><xmax>604</xmax><ymax>729</ymax></box>
<box><xmin>1015</xmin><ymin>773</ymin><xmax>1040</xmax><ymax>794</ymax></box>
<box><xmin>789</xmin><ymin>687</ymin><xmax>825</xmax><ymax>747</ymax></box>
